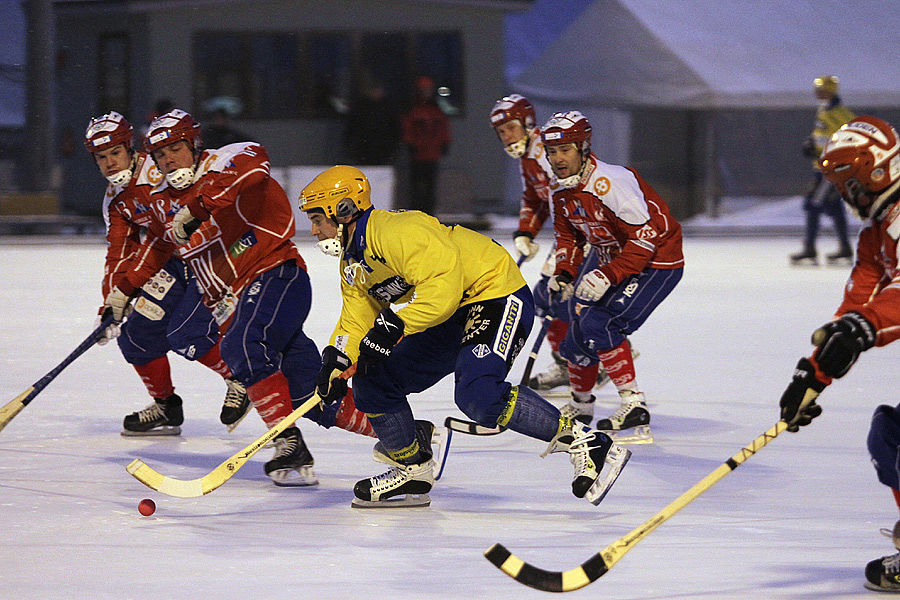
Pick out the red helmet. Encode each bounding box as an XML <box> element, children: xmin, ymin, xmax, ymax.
<box><xmin>144</xmin><ymin>109</ymin><xmax>202</xmax><ymax>154</ymax></box>
<box><xmin>84</xmin><ymin>112</ymin><xmax>133</xmax><ymax>154</ymax></box>
<box><xmin>541</xmin><ymin>111</ymin><xmax>592</xmax><ymax>156</ymax></box>
<box><xmin>820</xmin><ymin>116</ymin><xmax>900</xmax><ymax>217</ymax></box>
<box><xmin>489</xmin><ymin>94</ymin><xmax>536</xmax><ymax>130</ymax></box>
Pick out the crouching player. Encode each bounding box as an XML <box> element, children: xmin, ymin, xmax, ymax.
<box><xmin>776</xmin><ymin>116</ymin><xmax>900</xmax><ymax>592</ymax></box>
<box><xmin>300</xmin><ymin>165</ymin><xmax>630</xmax><ymax>508</ymax></box>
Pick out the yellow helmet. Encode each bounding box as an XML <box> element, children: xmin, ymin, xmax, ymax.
<box><xmin>299</xmin><ymin>165</ymin><xmax>372</xmax><ymax>222</ymax></box>
<box><xmin>813</xmin><ymin>75</ymin><xmax>839</xmax><ymax>95</ymax></box>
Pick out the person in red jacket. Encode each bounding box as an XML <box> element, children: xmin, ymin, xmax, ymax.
<box><xmin>542</xmin><ymin>111</ymin><xmax>684</xmax><ymax>443</ymax></box>
<box><xmin>776</xmin><ymin>116</ymin><xmax>900</xmax><ymax>592</ymax></box>
<box><xmin>84</xmin><ymin>111</ymin><xmax>250</xmax><ymax>436</ymax></box>
<box><xmin>138</xmin><ymin>109</ymin><xmax>376</xmax><ymax>486</ymax></box>
<box><xmin>401</xmin><ymin>76</ymin><xmax>451</xmax><ymax>215</ymax></box>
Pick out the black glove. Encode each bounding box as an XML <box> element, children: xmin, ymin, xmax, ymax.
<box><xmin>811</xmin><ymin>312</ymin><xmax>876</xmax><ymax>378</ymax></box>
<box><xmin>315</xmin><ymin>346</ymin><xmax>352</xmax><ymax>405</ymax></box>
<box><xmin>358</xmin><ymin>308</ymin><xmax>404</xmax><ymax>375</ymax></box>
<box><xmin>779</xmin><ymin>357</ymin><xmax>827</xmax><ymax>432</ymax></box>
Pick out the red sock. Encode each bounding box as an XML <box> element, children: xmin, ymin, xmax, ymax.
<box><xmin>196</xmin><ymin>342</ymin><xmax>232</xmax><ymax>378</ymax></box>
<box><xmin>568</xmin><ymin>362</ymin><xmax>600</xmax><ymax>394</ymax></box>
<box><xmin>335</xmin><ymin>388</ymin><xmax>377</xmax><ymax>437</ymax></box>
<box><xmin>247</xmin><ymin>371</ymin><xmax>293</xmax><ymax>429</ymax></box>
<box><xmin>892</xmin><ymin>488</ymin><xmax>900</xmax><ymax>515</ymax></box>
<box><xmin>133</xmin><ymin>356</ymin><xmax>175</xmax><ymax>399</ymax></box>
<box><xmin>597</xmin><ymin>340</ymin><xmax>636</xmax><ymax>389</ymax></box>
<box><xmin>547</xmin><ymin>319</ymin><xmax>569</xmax><ymax>353</ymax></box>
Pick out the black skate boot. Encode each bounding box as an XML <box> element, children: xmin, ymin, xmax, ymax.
<box><xmin>355</xmin><ymin>432</ymin><xmax>435</xmax><ymax>508</ymax></box>
<box><xmin>264</xmin><ymin>426</ymin><xmax>318</xmax><ymax>487</ymax></box>
<box><xmin>866</xmin><ymin>552</ymin><xmax>900</xmax><ymax>592</ymax></box>
<box><xmin>825</xmin><ymin>247</ymin><xmax>853</xmax><ymax>266</ymax></box>
<box><xmin>542</xmin><ymin>419</ymin><xmax>630</xmax><ymax>505</ymax></box>
<box><xmin>596</xmin><ymin>390</ymin><xmax>653</xmax><ymax>444</ymax></box>
<box><xmin>219</xmin><ymin>378</ymin><xmax>251</xmax><ymax>432</ymax></box>
<box><xmin>121</xmin><ymin>394</ymin><xmax>183</xmax><ymax>436</ymax></box>
<box><xmin>790</xmin><ymin>248</ymin><xmax>818</xmax><ymax>266</ymax></box>
<box><xmin>559</xmin><ymin>394</ymin><xmax>595</xmax><ymax>425</ymax></box>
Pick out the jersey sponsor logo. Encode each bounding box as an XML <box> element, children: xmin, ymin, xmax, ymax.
<box><xmin>635</xmin><ymin>224</ymin><xmax>657</xmax><ymax>241</ymax></box>
<box><xmin>462</xmin><ymin>305</ymin><xmax>491</xmax><ymax>345</ymax></box>
<box><xmin>245</xmin><ymin>280</ymin><xmax>261</xmax><ymax>302</ymax></box>
<box><xmin>593</xmin><ymin>176</ymin><xmax>611</xmax><ymax>196</ymax></box>
<box><xmin>368</xmin><ymin>275</ymin><xmax>412</xmax><ymax>304</ymax></box>
<box><xmin>176</xmin><ymin>345</ymin><xmax>197</xmax><ymax>359</ymax></box>
<box><xmin>492</xmin><ymin>295</ymin><xmax>522</xmax><ymax>359</ymax></box>
<box><xmin>229</xmin><ymin>230</ymin><xmax>257</xmax><ymax>258</ymax></box>
<box><xmin>142</xmin><ymin>269</ymin><xmax>176</xmax><ymax>300</ymax></box>
<box><xmin>472</xmin><ymin>343</ymin><xmax>491</xmax><ymax>358</ymax></box>
<box><xmin>133</xmin><ymin>296</ymin><xmax>165</xmax><ymax>321</ymax></box>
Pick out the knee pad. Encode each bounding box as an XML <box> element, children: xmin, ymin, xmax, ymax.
<box><xmin>868</xmin><ymin>404</ymin><xmax>900</xmax><ymax>490</ymax></box>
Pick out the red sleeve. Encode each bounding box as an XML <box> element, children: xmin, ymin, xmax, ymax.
<box><xmin>552</xmin><ymin>192</ymin><xmax>584</xmax><ymax>278</ymax></box>
<box><xmin>102</xmin><ymin>204</ymin><xmax>142</xmax><ymax>299</ymax></box>
<box><xmin>841</xmin><ymin>226</ymin><xmax>900</xmax><ymax>346</ymax></box>
<box><xmin>189</xmin><ymin>146</ymin><xmax>269</xmax><ymax>221</ymax></box>
<box><xmin>517</xmin><ymin>165</ymin><xmax>551</xmax><ymax>237</ymax></box>
<box><xmin>115</xmin><ymin>225</ymin><xmax>178</xmax><ymax>296</ymax></box>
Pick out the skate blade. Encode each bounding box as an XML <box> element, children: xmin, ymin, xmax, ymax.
<box><xmin>609</xmin><ymin>425</ymin><xmax>653</xmax><ymax>444</ymax></box>
<box><xmin>120</xmin><ymin>426</ymin><xmax>181</xmax><ymax>437</ymax></box>
<box><xmin>351</xmin><ymin>493</ymin><xmax>431</xmax><ymax>509</ymax></box>
<box><xmin>586</xmin><ymin>447</ymin><xmax>631</xmax><ymax>505</ymax></box>
<box><xmin>223</xmin><ymin>405</ymin><xmax>252</xmax><ymax>433</ymax></box>
<box><xmin>269</xmin><ymin>466</ymin><xmax>319</xmax><ymax>487</ymax></box>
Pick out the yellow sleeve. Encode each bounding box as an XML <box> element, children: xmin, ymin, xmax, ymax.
<box><xmin>328</xmin><ymin>270</ymin><xmax>381</xmax><ymax>362</ymax></box>
<box><xmin>369</xmin><ymin>213</ymin><xmax>465</xmax><ymax>335</ymax></box>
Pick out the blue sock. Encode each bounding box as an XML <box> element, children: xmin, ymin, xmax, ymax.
<box><xmin>366</xmin><ymin>403</ymin><xmax>420</xmax><ymax>464</ymax></box>
<box><xmin>498</xmin><ymin>385</ymin><xmax>562</xmax><ymax>442</ymax></box>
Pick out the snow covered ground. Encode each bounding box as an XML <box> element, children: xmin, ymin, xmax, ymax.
<box><xmin>0</xmin><ymin>231</ymin><xmax>894</xmax><ymax>600</ymax></box>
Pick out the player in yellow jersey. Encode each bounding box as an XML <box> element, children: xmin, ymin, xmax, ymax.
<box><xmin>299</xmin><ymin>165</ymin><xmax>630</xmax><ymax>508</ymax></box>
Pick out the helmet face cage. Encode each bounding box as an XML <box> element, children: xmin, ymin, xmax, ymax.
<box><xmin>299</xmin><ymin>165</ymin><xmax>373</xmax><ymax>222</ymax></box>
<box><xmin>820</xmin><ymin>116</ymin><xmax>900</xmax><ymax>215</ymax></box>
<box><xmin>84</xmin><ymin>112</ymin><xmax>133</xmax><ymax>154</ymax></box>
<box><xmin>813</xmin><ymin>75</ymin><xmax>839</xmax><ymax>95</ymax></box>
<box><xmin>144</xmin><ymin>109</ymin><xmax>202</xmax><ymax>155</ymax></box>
<box><xmin>489</xmin><ymin>94</ymin><xmax>536</xmax><ymax>130</ymax></box>
<box><xmin>540</xmin><ymin>111</ymin><xmax>592</xmax><ymax>156</ymax></box>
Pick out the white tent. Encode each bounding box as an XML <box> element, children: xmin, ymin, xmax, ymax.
<box><xmin>506</xmin><ymin>0</ymin><xmax>900</xmax><ymax>215</ymax></box>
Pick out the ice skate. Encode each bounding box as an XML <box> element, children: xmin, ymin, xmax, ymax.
<box><xmin>264</xmin><ymin>426</ymin><xmax>318</xmax><ymax>487</ymax></box>
<box><xmin>825</xmin><ymin>247</ymin><xmax>853</xmax><ymax>266</ymax></box>
<box><xmin>866</xmin><ymin>550</ymin><xmax>900</xmax><ymax>592</ymax></box>
<box><xmin>220</xmin><ymin>378</ymin><xmax>251</xmax><ymax>432</ymax></box>
<box><xmin>373</xmin><ymin>419</ymin><xmax>451</xmax><ymax>480</ymax></box>
<box><xmin>559</xmin><ymin>394</ymin><xmax>595</xmax><ymax>425</ymax></box>
<box><xmin>353</xmin><ymin>445</ymin><xmax>435</xmax><ymax>508</ymax></box>
<box><xmin>528</xmin><ymin>351</ymin><xmax>568</xmax><ymax>390</ymax></box>
<box><xmin>789</xmin><ymin>249</ymin><xmax>819</xmax><ymax>266</ymax></box>
<box><xmin>543</xmin><ymin>420</ymin><xmax>630</xmax><ymax>505</ymax></box>
<box><xmin>121</xmin><ymin>394</ymin><xmax>183</xmax><ymax>436</ymax></box>
<box><xmin>595</xmin><ymin>390</ymin><xmax>653</xmax><ymax>444</ymax></box>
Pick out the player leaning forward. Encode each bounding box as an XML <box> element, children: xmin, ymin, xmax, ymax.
<box><xmin>144</xmin><ymin>110</ymin><xmax>375</xmax><ymax>485</ymax></box>
<box><xmin>300</xmin><ymin>165</ymin><xmax>630</xmax><ymax>507</ymax></box>
<box><xmin>542</xmin><ymin>111</ymin><xmax>684</xmax><ymax>441</ymax></box>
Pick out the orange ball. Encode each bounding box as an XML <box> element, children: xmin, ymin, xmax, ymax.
<box><xmin>138</xmin><ymin>498</ymin><xmax>156</xmax><ymax>516</ymax></box>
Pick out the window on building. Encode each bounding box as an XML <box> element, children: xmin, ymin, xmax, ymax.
<box><xmin>193</xmin><ymin>30</ymin><xmax>464</xmax><ymax>119</ymax></box>
<box><xmin>98</xmin><ymin>33</ymin><xmax>131</xmax><ymax>116</ymax></box>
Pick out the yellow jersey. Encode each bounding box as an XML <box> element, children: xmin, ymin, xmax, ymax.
<box><xmin>329</xmin><ymin>209</ymin><xmax>526</xmax><ymax>359</ymax></box>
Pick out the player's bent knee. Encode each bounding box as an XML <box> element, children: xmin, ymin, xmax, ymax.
<box><xmin>868</xmin><ymin>404</ymin><xmax>900</xmax><ymax>489</ymax></box>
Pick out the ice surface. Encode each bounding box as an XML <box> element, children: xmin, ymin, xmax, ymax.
<box><xmin>0</xmin><ymin>233</ymin><xmax>893</xmax><ymax>599</ymax></box>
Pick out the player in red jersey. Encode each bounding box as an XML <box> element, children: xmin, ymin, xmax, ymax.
<box><xmin>84</xmin><ymin>111</ymin><xmax>251</xmax><ymax>436</ymax></box>
<box><xmin>776</xmin><ymin>116</ymin><xmax>900</xmax><ymax>592</ymax></box>
<box><xmin>542</xmin><ymin>111</ymin><xmax>684</xmax><ymax>443</ymax></box>
<box><xmin>143</xmin><ymin>109</ymin><xmax>375</xmax><ymax>486</ymax></box>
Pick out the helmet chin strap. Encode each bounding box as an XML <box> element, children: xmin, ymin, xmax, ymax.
<box><xmin>166</xmin><ymin>166</ymin><xmax>197</xmax><ymax>190</ymax></box>
<box><xmin>316</xmin><ymin>223</ymin><xmax>345</xmax><ymax>257</ymax></box>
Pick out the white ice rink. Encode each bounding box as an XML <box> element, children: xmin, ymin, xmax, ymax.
<box><xmin>1</xmin><ymin>233</ymin><xmax>896</xmax><ymax>599</ymax></box>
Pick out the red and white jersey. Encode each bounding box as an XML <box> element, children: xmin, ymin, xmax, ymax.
<box><xmin>835</xmin><ymin>198</ymin><xmax>900</xmax><ymax>345</ymax></box>
<box><xmin>516</xmin><ymin>128</ymin><xmax>554</xmax><ymax>237</ymax></box>
<box><xmin>551</xmin><ymin>154</ymin><xmax>684</xmax><ymax>284</ymax></box>
<box><xmin>155</xmin><ymin>142</ymin><xmax>303</xmax><ymax>322</ymax></box>
<box><xmin>101</xmin><ymin>152</ymin><xmax>166</xmax><ymax>299</ymax></box>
